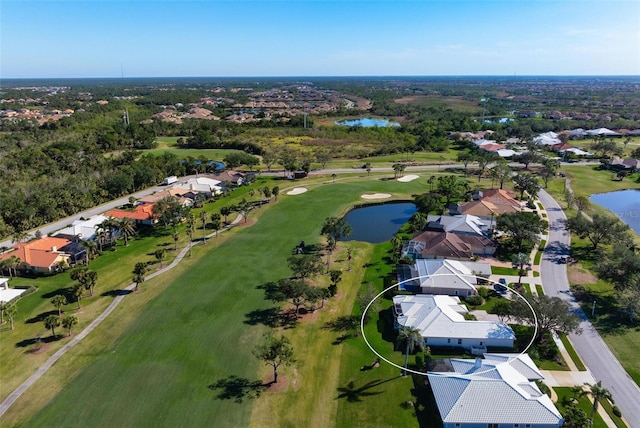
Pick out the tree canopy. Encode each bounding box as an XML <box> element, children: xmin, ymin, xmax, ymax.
<box><xmin>510</xmin><ymin>294</ymin><xmax>582</xmax><ymax>341</ymax></box>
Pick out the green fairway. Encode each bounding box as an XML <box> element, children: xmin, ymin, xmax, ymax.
<box><xmin>23</xmin><ymin>176</ymin><xmax>428</xmax><ymax>427</ymax></box>
<box><xmin>143</xmin><ymin>136</ymin><xmax>244</xmax><ymax>159</ymax></box>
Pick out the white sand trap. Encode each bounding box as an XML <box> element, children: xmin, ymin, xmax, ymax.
<box><xmin>287</xmin><ymin>187</ymin><xmax>308</xmax><ymax>195</ymax></box>
<box><xmin>397</xmin><ymin>174</ymin><xmax>419</xmax><ymax>182</ymax></box>
<box><xmin>361</xmin><ymin>193</ymin><xmax>392</xmax><ymax>199</ymax></box>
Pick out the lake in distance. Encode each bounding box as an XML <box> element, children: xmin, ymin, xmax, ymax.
<box><xmin>335</xmin><ymin>118</ymin><xmax>400</xmax><ymax>127</ymax></box>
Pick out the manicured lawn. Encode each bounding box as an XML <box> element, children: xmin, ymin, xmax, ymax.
<box><xmin>553</xmin><ymin>387</ymin><xmax>608</xmax><ymax>428</ymax></box>
<box><xmin>535</xmin><ymin>284</ymin><xmax>544</xmax><ymax>295</ymax></box>
<box><xmin>143</xmin><ymin>136</ymin><xmax>244</xmax><ymax>159</ymax></box>
<box><xmin>491</xmin><ymin>266</ymin><xmax>518</xmax><ymax>275</ymax></box>
<box><xmin>558</xmin><ymin>333</ymin><xmax>586</xmax><ymax>371</ymax></box>
<box><xmin>16</xmin><ymin>176</ymin><xmax>429</xmax><ymax>427</ymax></box>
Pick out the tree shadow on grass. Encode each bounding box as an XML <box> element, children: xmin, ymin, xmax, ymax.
<box><xmin>208</xmin><ymin>375</ymin><xmax>267</xmax><ymax>403</ymax></box>
<box><xmin>323</xmin><ymin>315</ymin><xmax>359</xmax><ymax>345</ymax></box>
<box><xmin>16</xmin><ymin>334</ymin><xmax>63</xmax><ymax>348</ymax></box>
<box><xmin>101</xmin><ymin>289</ymin><xmax>132</xmax><ymax>297</ymax></box>
<box><xmin>336</xmin><ymin>376</ymin><xmax>402</xmax><ymax>402</ymax></box>
<box><xmin>25</xmin><ymin>310</ymin><xmax>59</xmax><ymax>324</ymax></box>
<box><xmin>244</xmin><ymin>307</ymin><xmax>298</xmax><ymax>329</ymax></box>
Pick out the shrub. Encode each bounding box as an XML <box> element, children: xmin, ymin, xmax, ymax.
<box><xmin>612</xmin><ymin>405</ymin><xmax>622</xmax><ymax>417</ymax></box>
<box><xmin>464</xmin><ymin>295</ymin><xmax>484</xmax><ymax>306</ymax></box>
<box><xmin>478</xmin><ymin>287</ymin><xmax>489</xmax><ymax>298</ymax></box>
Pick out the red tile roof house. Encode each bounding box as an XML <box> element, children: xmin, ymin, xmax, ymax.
<box><xmin>0</xmin><ymin>237</ymin><xmax>72</xmax><ymax>274</ymax></box>
<box><xmin>450</xmin><ymin>189</ymin><xmax>524</xmax><ymax>217</ymax></box>
<box><xmin>104</xmin><ymin>203</ymin><xmax>157</xmax><ymax>226</ymax></box>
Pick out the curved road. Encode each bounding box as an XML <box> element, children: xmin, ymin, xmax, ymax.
<box><xmin>539</xmin><ymin>189</ymin><xmax>640</xmax><ymax>427</ymax></box>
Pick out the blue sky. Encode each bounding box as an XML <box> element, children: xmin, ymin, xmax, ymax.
<box><xmin>2</xmin><ymin>1</ymin><xmax>639</xmax><ymax>78</ymax></box>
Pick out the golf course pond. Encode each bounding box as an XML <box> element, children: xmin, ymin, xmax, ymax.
<box><xmin>589</xmin><ymin>189</ymin><xmax>640</xmax><ymax>235</ymax></box>
<box><xmin>344</xmin><ymin>202</ymin><xmax>417</xmax><ymax>243</ymax></box>
<box><xmin>334</xmin><ymin>118</ymin><xmax>400</xmax><ymax>127</ymax></box>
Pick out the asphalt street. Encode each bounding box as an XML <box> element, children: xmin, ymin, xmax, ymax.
<box><xmin>539</xmin><ymin>189</ymin><xmax>640</xmax><ymax>427</ymax></box>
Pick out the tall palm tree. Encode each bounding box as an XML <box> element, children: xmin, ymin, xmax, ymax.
<box><xmin>117</xmin><ymin>217</ymin><xmax>136</xmax><ymax>247</ymax></box>
<box><xmin>210</xmin><ymin>212</ymin><xmax>221</xmax><ymax>237</ymax></box>
<box><xmin>396</xmin><ymin>326</ymin><xmax>424</xmax><ymax>376</ymax></box>
<box><xmin>154</xmin><ymin>249</ymin><xmax>165</xmax><ymax>268</ymax></box>
<box><xmin>582</xmin><ymin>381</ymin><xmax>614</xmax><ymax>425</ymax></box>
<box><xmin>199</xmin><ymin>211</ymin><xmax>208</xmax><ymax>244</ymax></box>
<box><xmin>80</xmin><ymin>239</ymin><xmax>98</xmax><ymax>266</ymax></box>
<box><xmin>5</xmin><ymin>303</ymin><xmax>17</xmax><ymax>330</ymax></box>
<box><xmin>512</xmin><ymin>252</ymin><xmax>530</xmax><ymax>285</ymax></box>
<box><xmin>95</xmin><ymin>229</ymin><xmax>107</xmax><ymax>252</ymax></box>
<box><xmin>51</xmin><ymin>295</ymin><xmax>67</xmax><ymax>316</ymax></box>
<box><xmin>132</xmin><ymin>262</ymin><xmax>148</xmax><ymax>291</ymax></box>
<box><xmin>186</xmin><ymin>214</ymin><xmax>195</xmax><ymax>257</ymax></box>
<box><xmin>99</xmin><ymin>217</ymin><xmax>118</xmax><ymax>245</ymax></box>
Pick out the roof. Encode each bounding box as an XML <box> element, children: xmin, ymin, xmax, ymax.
<box><xmin>411</xmin><ymin>259</ymin><xmax>492</xmax><ymax>291</ymax></box>
<box><xmin>585</xmin><ymin>127</ymin><xmax>621</xmax><ymax>136</ymax></box>
<box><xmin>425</xmin><ymin>214</ymin><xmax>489</xmax><ymax>236</ymax></box>
<box><xmin>409</xmin><ymin>231</ymin><xmax>473</xmax><ymax>259</ymax></box>
<box><xmin>428</xmin><ymin>354</ymin><xmax>562</xmax><ymax>425</ymax></box>
<box><xmin>104</xmin><ymin>204</ymin><xmax>155</xmax><ymax>221</ymax></box>
<box><xmin>54</xmin><ymin>214</ymin><xmax>109</xmax><ymax>239</ymax></box>
<box><xmin>0</xmin><ymin>236</ymin><xmax>72</xmax><ymax>269</ymax></box>
<box><xmin>393</xmin><ymin>294</ymin><xmax>515</xmax><ymax>342</ymax></box>
<box><xmin>459</xmin><ymin>189</ymin><xmax>522</xmax><ymax>216</ymax></box>
<box><xmin>138</xmin><ymin>189</ymin><xmax>185</xmax><ymax>204</ymax></box>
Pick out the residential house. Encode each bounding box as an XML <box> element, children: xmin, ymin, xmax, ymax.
<box><xmin>138</xmin><ymin>189</ymin><xmax>194</xmax><ymax>207</ymax></box>
<box><xmin>428</xmin><ymin>354</ymin><xmax>563</xmax><ymax>427</ymax></box>
<box><xmin>54</xmin><ymin>214</ymin><xmax>110</xmax><ymax>241</ymax></box>
<box><xmin>404</xmin><ymin>231</ymin><xmax>496</xmax><ymax>259</ymax></box>
<box><xmin>610</xmin><ymin>157</ymin><xmax>640</xmax><ymax>171</ymax></box>
<box><xmin>393</xmin><ymin>294</ymin><xmax>515</xmax><ymax>352</ymax></box>
<box><xmin>104</xmin><ymin>204</ymin><xmax>157</xmax><ymax>226</ymax></box>
<box><xmin>0</xmin><ymin>237</ymin><xmax>73</xmax><ymax>274</ymax></box>
<box><xmin>450</xmin><ymin>189</ymin><xmax>523</xmax><ymax>218</ymax></box>
<box><xmin>211</xmin><ymin>170</ymin><xmax>245</xmax><ymax>187</ymax></box>
<box><xmin>396</xmin><ymin>259</ymin><xmax>491</xmax><ymax>296</ymax></box>
<box><xmin>172</xmin><ymin>177</ymin><xmax>223</xmax><ymax>198</ymax></box>
<box><xmin>425</xmin><ymin>214</ymin><xmax>491</xmax><ymax>236</ymax></box>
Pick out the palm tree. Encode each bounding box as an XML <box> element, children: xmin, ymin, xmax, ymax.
<box><xmin>154</xmin><ymin>249</ymin><xmax>165</xmax><ymax>268</ymax></box>
<box><xmin>331</xmin><ymin>173</ymin><xmax>337</xmax><ymax>182</ymax></box>
<box><xmin>272</xmin><ymin>186</ymin><xmax>280</xmax><ymax>201</ymax></box>
<box><xmin>51</xmin><ymin>295</ymin><xmax>67</xmax><ymax>316</ymax></box>
<box><xmin>582</xmin><ymin>381</ymin><xmax>614</xmax><ymax>425</ymax></box>
<box><xmin>210</xmin><ymin>213</ymin><xmax>221</xmax><ymax>237</ymax></box>
<box><xmin>95</xmin><ymin>229</ymin><xmax>107</xmax><ymax>252</ymax></box>
<box><xmin>185</xmin><ymin>214</ymin><xmax>195</xmax><ymax>257</ymax></box>
<box><xmin>512</xmin><ymin>252</ymin><xmax>530</xmax><ymax>285</ymax></box>
<box><xmin>199</xmin><ymin>211</ymin><xmax>208</xmax><ymax>244</ymax></box>
<box><xmin>172</xmin><ymin>232</ymin><xmax>179</xmax><ymax>251</ymax></box>
<box><xmin>44</xmin><ymin>314</ymin><xmax>61</xmax><ymax>337</ymax></box>
<box><xmin>62</xmin><ymin>314</ymin><xmax>78</xmax><ymax>336</ymax></box>
<box><xmin>5</xmin><ymin>256</ymin><xmax>21</xmax><ymax>278</ymax></box>
<box><xmin>132</xmin><ymin>262</ymin><xmax>148</xmax><ymax>291</ymax></box>
<box><xmin>80</xmin><ymin>239</ymin><xmax>97</xmax><ymax>266</ymax></box>
<box><xmin>5</xmin><ymin>303</ymin><xmax>17</xmax><ymax>330</ymax></box>
<box><xmin>220</xmin><ymin>206</ymin><xmax>232</xmax><ymax>224</ymax></box>
<box><xmin>396</xmin><ymin>325</ymin><xmax>424</xmax><ymax>376</ymax></box>
<box><xmin>427</xmin><ymin>175</ymin><xmax>436</xmax><ymax>192</ymax></box>
<box><xmin>98</xmin><ymin>217</ymin><xmax>118</xmax><ymax>246</ymax></box>
<box><xmin>117</xmin><ymin>217</ymin><xmax>136</xmax><ymax>246</ymax></box>
<box><xmin>73</xmin><ymin>285</ymin><xmax>84</xmax><ymax>309</ymax></box>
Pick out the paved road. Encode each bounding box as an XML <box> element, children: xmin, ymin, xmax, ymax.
<box><xmin>538</xmin><ymin>189</ymin><xmax>640</xmax><ymax>427</ymax></box>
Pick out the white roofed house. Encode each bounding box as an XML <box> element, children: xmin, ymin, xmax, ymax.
<box><xmin>427</xmin><ymin>353</ymin><xmax>563</xmax><ymax>427</ymax></box>
<box><xmin>396</xmin><ymin>259</ymin><xmax>491</xmax><ymax>296</ymax></box>
<box><xmin>392</xmin><ymin>294</ymin><xmax>515</xmax><ymax>353</ymax></box>
<box><xmin>54</xmin><ymin>215</ymin><xmax>109</xmax><ymax>241</ymax></box>
<box><xmin>172</xmin><ymin>177</ymin><xmax>223</xmax><ymax>198</ymax></box>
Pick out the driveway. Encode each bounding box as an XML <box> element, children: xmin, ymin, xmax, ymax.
<box><xmin>538</xmin><ymin>189</ymin><xmax>640</xmax><ymax>427</ymax></box>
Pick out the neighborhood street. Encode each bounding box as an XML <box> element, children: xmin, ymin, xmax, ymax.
<box><xmin>539</xmin><ymin>189</ymin><xmax>640</xmax><ymax>427</ymax></box>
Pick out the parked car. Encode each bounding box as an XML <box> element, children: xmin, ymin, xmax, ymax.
<box><xmin>494</xmin><ymin>278</ymin><xmax>508</xmax><ymax>294</ymax></box>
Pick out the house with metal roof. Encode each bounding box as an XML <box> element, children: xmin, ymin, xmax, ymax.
<box><xmin>428</xmin><ymin>354</ymin><xmax>563</xmax><ymax>427</ymax></box>
<box><xmin>396</xmin><ymin>259</ymin><xmax>491</xmax><ymax>296</ymax></box>
<box><xmin>392</xmin><ymin>294</ymin><xmax>515</xmax><ymax>352</ymax></box>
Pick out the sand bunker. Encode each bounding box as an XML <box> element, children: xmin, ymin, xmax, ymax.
<box><xmin>361</xmin><ymin>193</ymin><xmax>392</xmax><ymax>199</ymax></box>
<box><xmin>287</xmin><ymin>187</ymin><xmax>308</xmax><ymax>195</ymax></box>
<box><xmin>397</xmin><ymin>174</ymin><xmax>419</xmax><ymax>182</ymax></box>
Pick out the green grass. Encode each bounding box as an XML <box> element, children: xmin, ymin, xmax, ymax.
<box><xmin>534</xmin><ymin>240</ymin><xmax>546</xmax><ymax>265</ymax></box>
<box><xmin>142</xmin><ymin>136</ymin><xmax>244</xmax><ymax>159</ymax></box>
<box><xmin>553</xmin><ymin>387</ymin><xmax>609</xmax><ymax>428</ymax></box>
<box><xmin>599</xmin><ymin>396</ymin><xmax>628</xmax><ymax>428</ymax></box>
<box><xmin>491</xmin><ymin>266</ymin><xmax>519</xmax><ymax>275</ymax></box>
<box><xmin>535</xmin><ymin>284</ymin><xmax>545</xmax><ymax>295</ymax></box>
<box><xmin>533</xmin><ymin>271</ymin><xmax>540</xmax><ymax>277</ymax></box>
<box><xmin>18</xmin><ymin>175</ymin><xmax>430</xmax><ymax>427</ymax></box>
<box><xmin>558</xmin><ymin>333</ymin><xmax>587</xmax><ymax>371</ymax></box>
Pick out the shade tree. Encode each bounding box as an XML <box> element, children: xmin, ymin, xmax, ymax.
<box><xmin>510</xmin><ymin>294</ymin><xmax>581</xmax><ymax>341</ymax></box>
<box><xmin>252</xmin><ymin>333</ymin><xmax>295</xmax><ymax>384</ymax></box>
<box><xmin>62</xmin><ymin>314</ymin><xmax>78</xmax><ymax>336</ymax></box>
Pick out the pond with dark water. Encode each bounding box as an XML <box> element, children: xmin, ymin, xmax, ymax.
<box><xmin>589</xmin><ymin>189</ymin><xmax>640</xmax><ymax>235</ymax></box>
<box><xmin>344</xmin><ymin>202</ymin><xmax>417</xmax><ymax>243</ymax></box>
